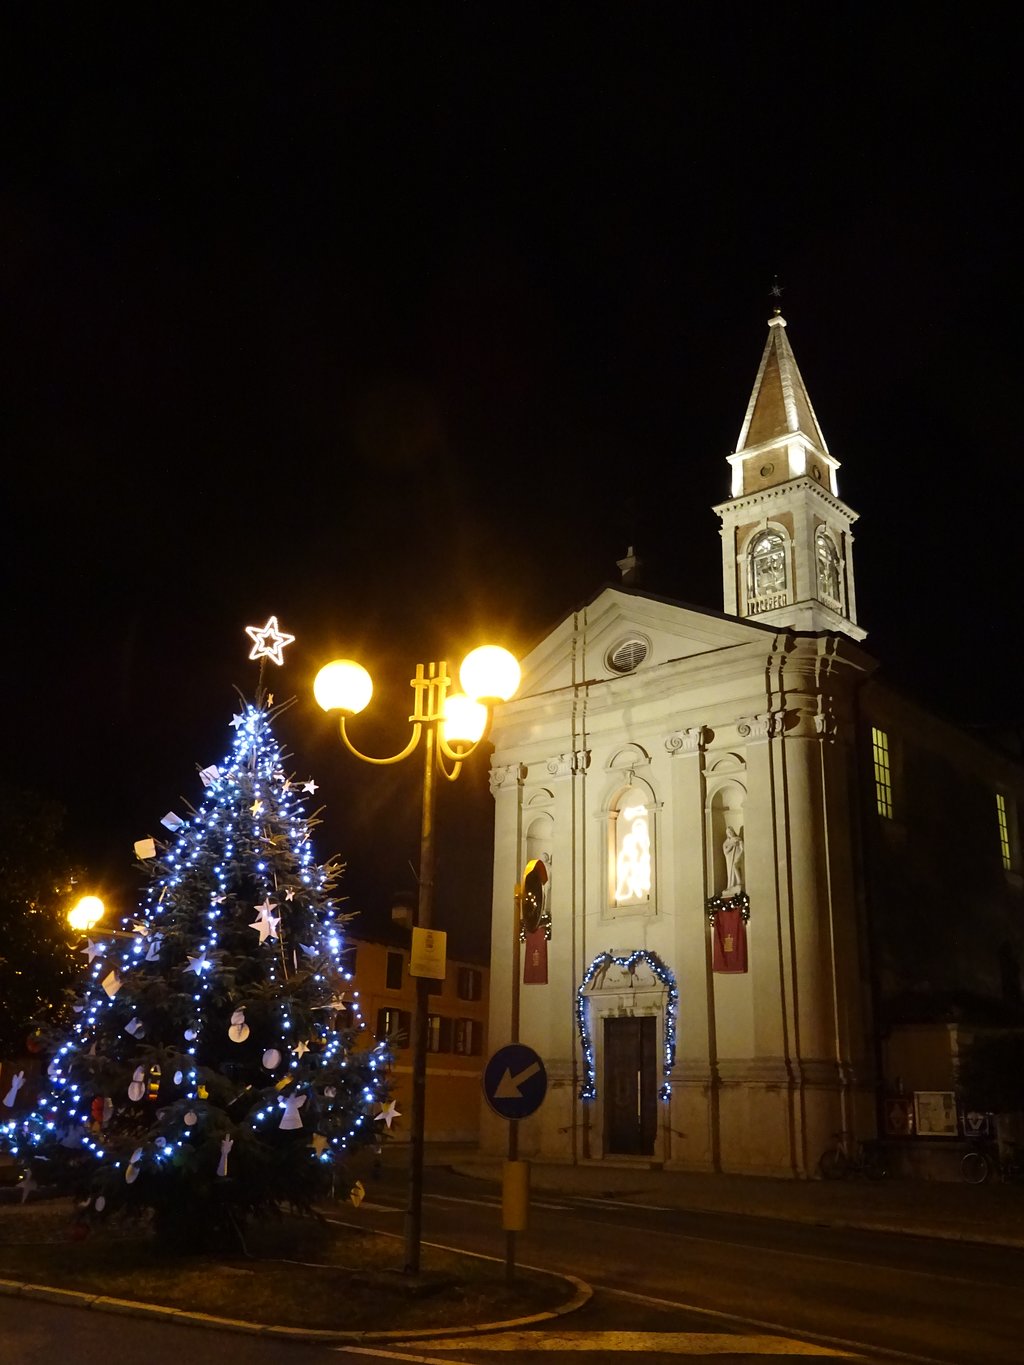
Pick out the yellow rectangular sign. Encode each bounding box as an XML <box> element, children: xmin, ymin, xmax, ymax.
<box><xmin>409</xmin><ymin>926</ymin><xmax>447</xmax><ymax>980</ymax></box>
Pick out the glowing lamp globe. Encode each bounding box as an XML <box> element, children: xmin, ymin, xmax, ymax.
<box><xmin>314</xmin><ymin>660</ymin><xmax>373</xmax><ymax>715</ymax></box>
<box><xmin>68</xmin><ymin>895</ymin><xmax>105</xmax><ymax>932</ymax></box>
<box><xmin>443</xmin><ymin>693</ymin><xmax>488</xmax><ymax>745</ymax></box>
<box><xmin>459</xmin><ymin>646</ymin><xmax>520</xmax><ymax>705</ymax></box>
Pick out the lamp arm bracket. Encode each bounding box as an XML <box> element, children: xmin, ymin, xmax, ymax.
<box><xmin>437</xmin><ymin>751</ymin><xmax>464</xmax><ymax>782</ymax></box>
<box><xmin>437</xmin><ymin>733</ymin><xmax>484</xmax><ymax>765</ymax></box>
<box><xmin>339</xmin><ymin>718</ymin><xmax>423</xmax><ymax>766</ymax></box>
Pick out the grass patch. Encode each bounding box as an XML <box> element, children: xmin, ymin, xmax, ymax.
<box><xmin>0</xmin><ymin>1198</ymin><xmax>569</xmax><ymax>1333</ymax></box>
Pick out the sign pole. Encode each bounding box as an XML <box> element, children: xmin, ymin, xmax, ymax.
<box><xmin>506</xmin><ymin>782</ymin><xmax>524</xmax><ymax>1282</ymax></box>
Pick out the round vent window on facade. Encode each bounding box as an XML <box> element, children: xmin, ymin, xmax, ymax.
<box><xmin>607</xmin><ymin>637</ymin><xmax>649</xmax><ymax>674</ymax></box>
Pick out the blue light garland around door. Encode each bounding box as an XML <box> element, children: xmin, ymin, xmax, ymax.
<box><xmin>576</xmin><ymin>949</ymin><xmax>679</xmax><ymax>1102</ymax></box>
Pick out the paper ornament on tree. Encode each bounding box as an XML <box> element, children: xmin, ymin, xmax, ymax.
<box><xmin>94</xmin><ymin>1196</ymin><xmax>106</xmax><ymax>1213</ymax></box>
<box><xmin>89</xmin><ymin>1096</ymin><xmax>113</xmax><ymax>1128</ymax></box>
<box><xmin>2</xmin><ymin>1071</ymin><xmax>25</xmax><ymax>1107</ymax></box>
<box><xmin>134</xmin><ymin>837</ymin><xmax>157</xmax><ymax>859</ymax></box>
<box><xmin>125</xmin><ymin>1164</ymin><xmax>139</xmax><ymax>1184</ymax></box>
<box><xmin>101</xmin><ymin>970</ymin><xmax>123</xmax><ymax>999</ymax></box>
<box><xmin>124</xmin><ymin>1018</ymin><xmax>144</xmax><ymax>1037</ymax></box>
<box><xmin>217</xmin><ymin>1135</ymin><xmax>233</xmax><ymax>1177</ymax></box>
<box><xmin>375</xmin><ymin>1100</ymin><xmax>401</xmax><ymax>1129</ymax></box>
<box><xmin>279</xmin><ymin>1093</ymin><xmax>306</xmax><ymax>1130</ymax></box>
<box><xmin>161</xmin><ymin>811</ymin><xmax>184</xmax><ymax>831</ymax></box>
<box><xmin>262</xmin><ymin>1048</ymin><xmax>282</xmax><ymax>1070</ymax></box>
<box><xmin>228</xmin><ymin>1009</ymin><xmax>250</xmax><ymax>1043</ymax></box>
<box><xmin>184</xmin><ymin>1110</ymin><xmax>197</xmax><ymax>1126</ymax></box>
<box><xmin>128</xmin><ymin>1067</ymin><xmax>146</xmax><ymax>1102</ymax></box>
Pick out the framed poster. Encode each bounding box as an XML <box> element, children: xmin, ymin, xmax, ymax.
<box><xmin>883</xmin><ymin>1095</ymin><xmax>915</xmax><ymax>1137</ymax></box>
<box><xmin>913</xmin><ymin>1090</ymin><xmax>958</xmax><ymax>1137</ymax></box>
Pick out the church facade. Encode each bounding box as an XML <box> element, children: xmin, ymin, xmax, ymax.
<box><xmin>482</xmin><ymin>316</ymin><xmax>1024</xmax><ymax>1176</ymax></box>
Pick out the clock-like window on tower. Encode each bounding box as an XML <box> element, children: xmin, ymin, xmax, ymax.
<box><xmin>815</xmin><ymin>527</ymin><xmax>841</xmax><ymax>608</ymax></box>
<box><xmin>871</xmin><ymin>728</ymin><xmax>893</xmax><ymax>819</ymax></box>
<box><xmin>747</xmin><ymin>529</ymin><xmax>789</xmax><ymax>614</ymax></box>
<box><xmin>609</xmin><ymin>785</ymin><xmax>653</xmax><ymax>908</ymax></box>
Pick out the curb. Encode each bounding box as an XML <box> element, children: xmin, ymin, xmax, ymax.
<box><xmin>0</xmin><ymin>1262</ymin><xmax>592</xmax><ymax>1344</ymax></box>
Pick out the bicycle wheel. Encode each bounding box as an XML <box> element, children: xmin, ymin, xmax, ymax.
<box><xmin>960</xmin><ymin>1150</ymin><xmax>990</xmax><ymax>1184</ymax></box>
<box><xmin>818</xmin><ymin>1147</ymin><xmax>849</xmax><ymax>1180</ymax></box>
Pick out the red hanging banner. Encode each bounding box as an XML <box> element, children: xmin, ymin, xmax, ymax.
<box><xmin>523</xmin><ymin>927</ymin><xmax>549</xmax><ymax>984</ymax></box>
<box><xmin>712</xmin><ymin>907</ymin><xmax>748</xmax><ymax>973</ymax></box>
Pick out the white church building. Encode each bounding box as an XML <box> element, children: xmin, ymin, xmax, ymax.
<box><xmin>482</xmin><ymin>314</ymin><xmax>1024</xmax><ymax>1177</ymax></box>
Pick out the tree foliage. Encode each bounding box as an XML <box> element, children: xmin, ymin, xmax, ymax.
<box><xmin>0</xmin><ymin>781</ymin><xmax>79</xmax><ymax>1058</ymax></box>
<box><xmin>1</xmin><ymin>697</ymin><xmax>389</xmax><ymax>1249</ymax></box>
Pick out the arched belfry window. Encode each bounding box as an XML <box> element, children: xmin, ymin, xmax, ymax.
<box><xmin>746</xmin><ymin>528</ymin><xmax>789</xmax><ymax>614</ymax></box>
<box><xmin>610</xmin><ymin>783</ymin><xmax>653</xmax><ymax>909</ymax></box>
<box><xmin>815</xmin><ymin>526</ymin><xmax>841</xmax><ymax>607</ymax></box>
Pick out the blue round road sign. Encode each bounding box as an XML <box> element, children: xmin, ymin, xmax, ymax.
<box><xmin>483</xmin><ymin>1043</ymin><xmax>548</xmax><ymax>1120</ymax></box>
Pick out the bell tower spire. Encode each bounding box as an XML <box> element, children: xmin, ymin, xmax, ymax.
<box><xmin>713</xmin><ymin>313</ymin><xmax>865</xmax><ymax>640</ymax></box>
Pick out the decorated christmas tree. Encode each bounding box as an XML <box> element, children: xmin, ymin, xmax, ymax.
<box><xmin>2</xmin><ymin>621</ymin><xmax>389</xmax><ymax>1249</ymax></box>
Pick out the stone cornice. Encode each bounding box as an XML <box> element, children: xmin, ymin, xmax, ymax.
<box><xmin>712</xmin><ymin>476</ymin><xmax>858</xmax><ymax>524</ymax></box>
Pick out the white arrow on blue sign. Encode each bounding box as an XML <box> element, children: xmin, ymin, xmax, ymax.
<box><xmin>482</xmin><ymin>1043</ymin><xmax>548</xmax><ymax>1120</ymax></box>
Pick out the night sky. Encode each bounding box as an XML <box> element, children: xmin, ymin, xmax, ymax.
<box><xmin>6</xmin><ymin>8</ymin><xmax>1019</xmax><ymax>956</ymax></box>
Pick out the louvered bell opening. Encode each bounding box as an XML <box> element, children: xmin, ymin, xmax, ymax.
<box><xmin>606</xmin><ymin>637</ymin><xmax>649</xmax><ymax>674</ymax></box>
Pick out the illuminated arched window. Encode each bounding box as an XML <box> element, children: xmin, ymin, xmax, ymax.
<box><xmin>815</xmin><ymin>527</ymin><xmax>841</xmax><ymax>606</ymax></box>
<box><xmin>611</xmin><ymin>785</ymin><xmax>652</xmax><ymax>908</ymax></box>
<box><xmin>747</xmin><ymin>529</ymin><xmax>789</xmax><ymax>612</ymax></box>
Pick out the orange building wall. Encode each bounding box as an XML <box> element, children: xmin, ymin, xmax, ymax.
<box><xmin>345</xmin><ymin>936</ymin><xmax>488</xmax><ymax>1142</ymax></box>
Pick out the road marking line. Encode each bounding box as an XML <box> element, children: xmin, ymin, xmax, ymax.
<box><xmin>599</xmin><ymin>1287</ymin><xmax>947</xmax><ymax>1365</ymax></box>
<box><xmin>388</xmin><ymin>1329</ymin><xmax>860</xmax><ymax>1354</ymax></box>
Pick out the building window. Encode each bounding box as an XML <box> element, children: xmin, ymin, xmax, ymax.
<box><xmin>457</xmin><ymin>966</ymin><xmax>482</xmax><ymax>1001</ymax></box>
<box><xmin>871</xmin><ymin>728</ymin><xmax>893</xmax><ymax>819</ymax></box>
<box><xmin>611</xmin><ymin>785</ymin><xmax>652</xmax><ymax>907</ymax></box>
<box><xmin>376</xmin><ymin>1007</ymin><xmax>411</xmax><ymax>1048</ymax></box>
<box><xmin>454</xmin><ymin>1018</ymin><xmax>483</xmax><ymax>1056</ymax></box>
<box><xmin>747</xmin><ymin>529</ymin><xmax>789</xmax><ymax>613</ymax></box>
<box><xmin>385</xmin><ymin>950</ymin><xmax>404</xmax><ymax>991</ymax></box>
<box><xmin>997</xmin><ymin>794</ymin><xmax>1012</xmax><ymax>870</ymax></box>
<box><xmin>427</xmin><ymin>1015</ymin><xmax>453</xmax><ymax>1053</ymax></box>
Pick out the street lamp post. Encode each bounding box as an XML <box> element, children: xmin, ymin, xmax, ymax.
<box><xmin>314</xmin><ymin>645</ymin><xmax>520</xmax><ymax>1274</ymax></box>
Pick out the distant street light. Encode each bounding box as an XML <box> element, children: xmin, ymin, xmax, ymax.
<box><xmin>67</xmin><ymin>895</ymin><xmax>106</xmax><ymax>933</ymax></box>
<box><xmin>314</xmin><ymin>644</ymin><xmax>520</xmax><ymax>1273</ymax></box>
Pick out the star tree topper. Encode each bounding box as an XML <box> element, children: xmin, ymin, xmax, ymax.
<box><xmin>245</xmin><ymin>615</ymin><xmax>295</xmax><ymax>667</ymax></box>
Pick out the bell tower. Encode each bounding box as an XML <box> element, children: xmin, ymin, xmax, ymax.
<box><xmin>713</xmin><ymin>313</ymin><xmax>865</xmax><ymax>640</ymax></box>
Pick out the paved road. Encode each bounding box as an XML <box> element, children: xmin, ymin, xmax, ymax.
<box><xmin>4</xmin><ymin>1165</ymin><xmax>1020</xmax><ymax>1362</ymax></box>
<box><xmin>346</xmin><ymin>1165</ymin><xmax>1024</xmax><ymax>1363</ymax></box>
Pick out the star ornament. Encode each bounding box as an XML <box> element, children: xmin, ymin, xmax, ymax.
<box><xmin>375</xmin><ymin>1100</ymin><xmax>402</xmax><ymax>1130</ymax></box>
<box><xmin>245</xmin><ymin>616</ymin><xmax>295</xmax><ymax>667</ymax></box>
<box><xmin>249</xmin><ymin>905</ymin><xmax>281</xmax><ymax>944</ymax></box>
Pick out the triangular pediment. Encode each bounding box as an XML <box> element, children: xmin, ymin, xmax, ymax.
<box><xmin>517</xmin><ymin>586</ymin><xmax>775</xmax><ymax>697</ymax></box>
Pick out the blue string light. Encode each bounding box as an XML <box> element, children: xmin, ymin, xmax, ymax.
<box><xmin>576</xmin><ymin>949</ymin><xmax>679</xmax><ymax>1102</ymax></box>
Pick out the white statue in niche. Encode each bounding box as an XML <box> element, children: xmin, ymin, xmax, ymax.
<box><xmin>722</xmin><ymin>826</ymin><xmax>744</xmax><ymax>897</ymax></box>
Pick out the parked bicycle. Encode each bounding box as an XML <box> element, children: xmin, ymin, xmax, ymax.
<box><xmin>960</xmin><ymin>1141</ymin><xmax>1023</xmax><ymax>1184</ymax></box>
<box><xmin>818</xmin><ymin>1130</ymin><xmax>887</xmax><ymax>1180</ymax></box>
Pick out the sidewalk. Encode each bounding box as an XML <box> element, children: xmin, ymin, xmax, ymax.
<box><xmin>421</xmin><ymin>1142</ymin><xmax>1024</xmax><ymax>1249</ymax></box>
